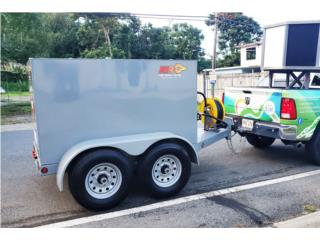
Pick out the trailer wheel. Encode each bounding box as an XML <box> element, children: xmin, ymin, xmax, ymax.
<box><xmin>68</xmin><ymin>149</ymin><xmax>133</xmax><ymax>211</ymax></box>
<box><xmin>246</xmin><ymin>133</ymin><xmax>275</xmax><ymax>148</ymax></box>
<box><xmin>138</xmin><ymin>143</ymin><xmax>191</xmax><ymax>198</ymax></box>
<box><xmin>306</xmin><ymin>126</ymin><xmax>320</xmax><ymax>165</ymax></box>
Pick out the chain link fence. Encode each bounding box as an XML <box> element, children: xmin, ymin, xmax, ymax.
<box><xmin>1</xmin><ymin>63</ymin><xmax>30</xmax><ymax>104</ymax></box>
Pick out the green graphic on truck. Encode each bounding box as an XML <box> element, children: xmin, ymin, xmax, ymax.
<box><xmin>224</xmin><ymin>89</ymin><xmax>320</xmax><ymax>141</ymax></box>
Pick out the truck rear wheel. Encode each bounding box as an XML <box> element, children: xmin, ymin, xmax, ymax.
<box><xmin>246</xmin><ymin>133</ymin><xmax>275</xmax><ymax>148</ymax></box>
<box><xmin>138</xmin><ymin>143</ymin><xmax>191</xmax><ymax>198</ymax></box>
<box><xmin>68</xmin><ymin>149</ymin><xmax>134</xmax><ymax>211</ymax></box>
<box><xmin>306</xmin><ymin>126</ymin><xmax>320</xmax><ymax>165</ymax></box>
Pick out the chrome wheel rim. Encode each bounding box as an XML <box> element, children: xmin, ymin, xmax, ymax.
<box><xmin>85</xmin><ymin>163</ymin><xmax>122</xmax><ymax>199</ymax></box>
<box><xmin>152</xmin><ymin>154</ymin><xmax>182</xmax><ymax>187</ymax></box>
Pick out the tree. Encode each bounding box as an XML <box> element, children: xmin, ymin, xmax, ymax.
<box><xmin>1</xmin><ymin>13</ymin><xmax>206</xmax><ymax>73</ymax></box>
<box><xmin>77</xmin><ymin>13</ymin><xmax>134</xmax><ymax>58</ymax></box>
<box><xmin>198</xmin><ymin>58</ymin><xmax>212</xmax><ymax>72</ymax></box>
<box><xmin>128</xmin><ymin>23</ymin><xmax>205</xmax><ymax>65</ymax></box>
<box><xmin>1</xmin><ymin>13</ymin><xmax>49</xmax><ymax>63</ymax></box>
<box><xmin>216</xmin><ymin>51</ymin><xmax>240</xmax><ymax>68</ymax></box>
<box><xmin>112</xmin><ymin>16</ymin><xmax>142</xmax><ymax>58</ymax></box>
<box><xmin>170</xmin><ymin>23</ymin><xmax>205</xmax><ymax>60</ymax></box>
<box><xmin>131</xmin><ymin>24</ymin><xmax>172</xmax><ymax>59</ymax></box>
<box><xmin>206</xmin><ymin>13</ymin><xmax>262</xmax><ymax>67</ymax></box>
<box><xmin>45</xmin><ymin>13</ymin><xmax>80</xmax><ymax>58</ymax></box>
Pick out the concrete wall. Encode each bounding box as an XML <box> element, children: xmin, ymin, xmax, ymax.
<box><xmin>197</xmin><ymin>72</ymin><xmax>265</xmax><ymax>101</ymax></box>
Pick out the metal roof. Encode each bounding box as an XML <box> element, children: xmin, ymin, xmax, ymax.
<box><xmin>236</xmin><ymin>42</ymin><xmax>262</xmax><ymax>49</ymax></box>
<box><xmin>264</xmin><ymin>20</ymin><xmax>320</xmax><ymax>29</ymax></box>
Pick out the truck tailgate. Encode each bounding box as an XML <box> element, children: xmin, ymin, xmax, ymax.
<box><xmin>224</xmin><ymin>87</ymin><xmax>282</xmax><ymax>123</ymax></box>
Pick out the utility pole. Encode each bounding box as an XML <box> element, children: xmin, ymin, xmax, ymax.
<box><xmin>212</xmin><ymin>12</ymin><xmax>218</xmax><ymax>71</ymax></box>
<box><xmin>210</xmin><ymin>12</ymin><xmax>219</xmax><ymax>98</ymax></box>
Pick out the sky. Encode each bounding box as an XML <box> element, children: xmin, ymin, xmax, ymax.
<box><xmin>3</xmin><ymin>0</ymin><xmax>320</xmax><ymax>56</ymax></box>
<box><xmin>138</xmin><ymin>10</ymin><xmax>320</xmax><ymax>57</ymax></box>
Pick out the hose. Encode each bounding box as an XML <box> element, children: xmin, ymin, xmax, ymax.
<box><xmin>197</xmin><ymin>91</ymin><xmax>207</xmax><ymax>107</ymax></box>
<box><xmin>214</xmin><ymin>98</ymin><xmax>224</xmax><ymax>124</ymax></box>
<box><xmin>198</xmin><ymin>113</ymin><xmax>228</xmax><ymax>128</ymax></box>
<box><xmin>197</xmin><ymin>91</ymin><xmax>228</xmax><ymax>129</ymax></box>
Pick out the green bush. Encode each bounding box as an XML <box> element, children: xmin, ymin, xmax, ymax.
<box><xmin>1</xmin><ymin>102</ymin><xmax>31</xmax><ymax>117</ymax></box>
<box><xmin>2</xmin><ymin>80</ymin><xmax>29</xmax><ymax>92</ymax></box>
<box><xmin>1</xmin><ymin>71</ymin><xmax>28</xmax><ymax>82</ymax></box>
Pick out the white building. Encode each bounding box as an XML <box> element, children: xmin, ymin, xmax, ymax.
<box><xmin>238</xmin><ymin>42</ymin><xmax>262</xmax><ymax>68</ymax></box>
<box><xmin>215</xmin><ymin>42</ymin><xmax>262</xmax><ymax>75</ymax></box>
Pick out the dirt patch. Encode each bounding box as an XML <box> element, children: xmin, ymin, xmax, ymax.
<box><xmin>1</xmin><ymin>114</ymin><xmax>32</xmax><ymax>125</ymax></box>
<box><xmin>1</xmin><ymin>102</ymin><xmax>32</xmax><ymax>125</ymax></box>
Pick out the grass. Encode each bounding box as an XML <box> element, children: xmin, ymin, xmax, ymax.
<box><xmin>1</xmin><ymin>91</ymin><xmax>30</xmax><ymax>97</ymax></box>
<box><xmin>1</xmin><ymin>102</ymin><xmax>31</xmax><ymax>117</ymax></box>
<box><xmin>304</xmin><ymin>204</ymin><xmax>317</xmax><ymax>213</ymax></box>
<box><xmin>2</xmin><ymin>80</ymin><xmax>29</xmax><ymax>92</ymax></box>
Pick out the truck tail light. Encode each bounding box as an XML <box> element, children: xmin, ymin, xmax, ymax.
<box><xmin>281</xmin><ymin>98</ymin><xmax>297</xmax><ymax>120</ymax></box>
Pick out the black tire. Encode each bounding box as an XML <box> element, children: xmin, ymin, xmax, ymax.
<box><xmin>68</xmin><ymin>149</ymin><xmax>134</xmax><ymax>211</ymax></box>
<box><xmin>137</xmin><ymin>142</ymin><xmax>191</xmax><ymax>198</ymax></box>
<box><xmin>246</xmin><ymin>133</ymin><xmax>275</xmax><ymax>148</ymax></box>
<box><xmin>306</xmin><ymin>126</ymin><xmax>320</xmax><ymax>165</ymax></box>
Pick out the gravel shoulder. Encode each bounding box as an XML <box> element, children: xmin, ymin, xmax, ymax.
<box><xmin>1</xmin><ymin>114</ymin><xmax>32</xmax><ymax>125</ymax></box>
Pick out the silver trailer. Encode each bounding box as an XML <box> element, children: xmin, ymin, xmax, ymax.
<box><xmin>30</xmin><ymin>59</ymin><xmax>231</xmax><ymax>210</ymax></box>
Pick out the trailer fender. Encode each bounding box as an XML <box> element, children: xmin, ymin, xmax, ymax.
<box><xmin>56</xmin><ymin>132</ymin><xmax>198</xmax><ymax>191</ymax></box>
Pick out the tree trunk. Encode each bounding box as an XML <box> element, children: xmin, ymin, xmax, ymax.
<box><xmin>101</xmin><ymin>24</ymin><xmax>113</xmax><ymax>58</ymax></box>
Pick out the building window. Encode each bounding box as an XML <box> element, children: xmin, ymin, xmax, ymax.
<box><xmin>246</xmin><ymin>47</ymin><xmax>256</xmax><ymax>60</ymax></box>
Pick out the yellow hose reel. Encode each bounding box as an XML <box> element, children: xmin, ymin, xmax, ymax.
<box><xmin>198</xmin><ymin>97</ymin><xmax>225</xmax><ymax>128</ymax></box>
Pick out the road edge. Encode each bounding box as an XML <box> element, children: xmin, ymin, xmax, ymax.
<box><xmin>273</xmin><ymin>211</ymin><xmax>320</xmax><ymax>228</ymax></box>
<box><xmin>1</xmin><ymin>123</ymin><xmax>34</xmax><ymax>132</ymax></box>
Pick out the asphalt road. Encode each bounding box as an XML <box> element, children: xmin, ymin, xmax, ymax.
<box><xmin>74</xmin><ymin>174</ymin><xmax>320</xmax><ymax>228</ymax></box>
<box><xmin>1</xmin><ymin>129</ymin><xmax>320</xmax><ymax>227</ymax></box>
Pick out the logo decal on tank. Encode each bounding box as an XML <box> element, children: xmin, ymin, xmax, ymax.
<box><xmin>159</xmin><ymin>63</ymin><xmax>187</xmax><ymax>77</ymax></box>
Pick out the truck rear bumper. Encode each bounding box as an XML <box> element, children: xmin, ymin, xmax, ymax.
<box><xmin>227</xmin><ymin>116</ymin><xmax>297</xmax><ymax>141</ymax></box>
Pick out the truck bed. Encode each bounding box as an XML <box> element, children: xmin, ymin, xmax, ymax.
<box><xmin>224</xmin><ymin>87</ymin><xmax>282</xmax><ymax>123</ymax></box>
